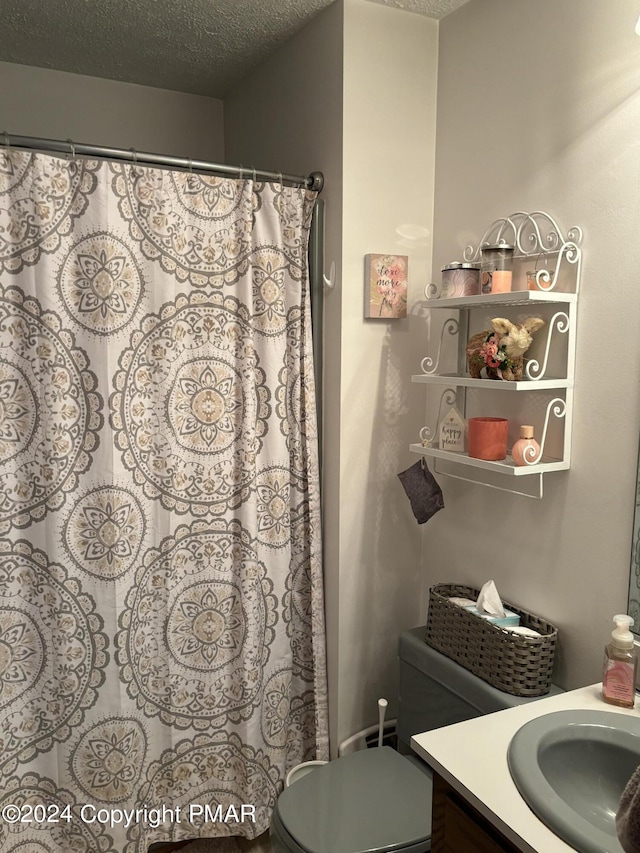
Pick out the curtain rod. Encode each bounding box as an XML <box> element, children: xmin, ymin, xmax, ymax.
<box><xmin>3</xmin><ymin>133</ymin><xmax>324</xmax><ymax>192</ymax></box>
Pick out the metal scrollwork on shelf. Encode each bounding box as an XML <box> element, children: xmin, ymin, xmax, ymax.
<box><xmin>462</xmin><ymin>213</ymin><xmax>583</xmax><ymax>291</ymax></box>
<box><xmin>464</xmin><ymin>215</ymin><xmax>517</xmax><ymax>262</ymax></box>
<box><xmin>420</xmin><ymin>388</ymin><xmax>458</xmax><ymax>448</ymax></box>
<box><xmin>420</xmin><ymin>318</ymin><xmax>458</xmax><ymax>375</ymax></box>
<box><xmin>520</xmin><ymin>442</ymin><xmax>541</xmax><ymax>465</ymax></box>
<box><xmin>556</xmin><ymin>238</ymin><xmax>582</xmax><ymax>267</ymax></box>
<box><xmin>528</xmin><ymin>397</ymin><xmax>567</xmax><ymax>466</ymax></box>
<box><xmin>525</xmin><ymin>311</ymin><xmax>570</xmax><ymax>380</ymax></box>
<box><xmin>424</xmin><ymin>282</ymin><xmax>440</xmax><ymax>299</ymax></box>
<box><xmin>420</xmin><ymin>425</ymin><xmax>434</xmax><ymax>447</ymax></box>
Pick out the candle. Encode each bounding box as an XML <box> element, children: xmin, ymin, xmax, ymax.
<box><xmin>480</xmin><ymin>242</ymin><xmax>514</xmax><ymax>294</ymax></box>
<box><xmin>490</xmin><ymin>270</ymin><xmax>512</xmax><ymax>293</ymax></box>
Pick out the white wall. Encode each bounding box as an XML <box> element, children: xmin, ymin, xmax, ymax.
<box><xmin>226</xmin><ymin>0</ymin><xmax>438</xmax><ymax>752</ymax></box>
<box><xmin>0</xmin><ymin>61</ymin><xmax>224</xmax><ymax>159</ymax></box>
<box><xmin>429</xmin><ymin>0</ymin><xmax>640</xmax><ymax>689</ymax></box>
<box><xmin>340</xmin><ymin>0</ymin><xmax>437</xmax><ymax>745</ymax></box>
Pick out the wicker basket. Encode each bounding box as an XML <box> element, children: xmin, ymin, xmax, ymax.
<box><xmin>425</xmin><ymin>583</ymin><xmax>558</xmax><ymax>697</ymax></box>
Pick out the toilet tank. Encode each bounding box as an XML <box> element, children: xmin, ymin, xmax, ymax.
<box><xmin>397</xmin><ymin>626</ymin><xmax>563</xmax><ymax>752</ymax></box>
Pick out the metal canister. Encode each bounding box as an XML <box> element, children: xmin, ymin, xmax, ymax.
<box><xmin>441</xmin><ymin>262</ymin><xmax>481</xmax><ymax>297</ymax></box>
<box><xmin>480</xmin><ymin>242</ymin><xmax>515</xmax><ymax>293</ymax></box>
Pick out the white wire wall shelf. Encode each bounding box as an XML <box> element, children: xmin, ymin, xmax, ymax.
<box><xmin>412</xmin><ymin>374</ymin><xmax>571</xmax><ymax>391</ymax></box>
<box><xmin>410</xmin><ymin>444</ymin><xmax>569</xmax><ymax>476</ymax></box>
<box><xmin>423</xmin><ymin>290</ymin><xmax>577</xmax><ymax>309</ymax></box>
<box><xmin>413</xmin><ymin>211</ymin><xmax>582</xmax><ymax>499</ymax></box>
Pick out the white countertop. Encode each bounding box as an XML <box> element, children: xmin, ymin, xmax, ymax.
<box><xmin>411</xmin><ymin>683</ymin><xmax>639</xmax><ymax>853</ymax></box>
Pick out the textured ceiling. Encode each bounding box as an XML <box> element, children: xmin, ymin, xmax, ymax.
<box><xmin>0</xmin><ymin>0</ymin><xmax>471</xmax><ymax>99</ymax></box>
<box><xmin>367</xmin><ymin>0</ymin><xmax>471</xmax><ymax>16</ymax></box>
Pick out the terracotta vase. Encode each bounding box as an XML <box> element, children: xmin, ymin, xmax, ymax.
<box><xmin>468</xmin><ymin>417</ymin><xmax>508</xmax><ymax>461</ymax></box>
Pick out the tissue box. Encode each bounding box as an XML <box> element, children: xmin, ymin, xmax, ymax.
<box><xmin>464</xmin><ymin>605</ymin><xmax>520</xmax><ymax>628</ymax></box>
<box><xmin>425</xmin><ymin>583</ymin><xmax>558</xmax><ymax>697</ymax></box>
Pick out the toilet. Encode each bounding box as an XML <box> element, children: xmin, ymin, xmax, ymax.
<box><xmin>270</xmin><ymin>626</ymin><xmax>562</xmax><ymax>853</ymax></box>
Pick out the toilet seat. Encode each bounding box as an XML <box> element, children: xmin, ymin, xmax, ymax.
<box><xmin>271</xmin><ymin>747</ymin><xmax>433</xmax><ymax>853</ymax></box>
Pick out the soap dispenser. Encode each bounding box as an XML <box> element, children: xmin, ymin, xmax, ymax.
<box><xmin>602</xmin><ymin>614</ymin><xmax>637</xmax><ymax>708</ymax></box>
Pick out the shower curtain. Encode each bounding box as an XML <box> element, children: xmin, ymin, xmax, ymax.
<box><xmin>0</xmin><ymin>148</ymin><xmax>328</xmax><ymax>853</ymax></box>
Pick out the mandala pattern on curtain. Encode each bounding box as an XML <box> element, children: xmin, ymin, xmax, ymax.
<box><xmin>0</xmin><ymin>149</ymin><xmax>328</xmax><ymax>853</ymax></box>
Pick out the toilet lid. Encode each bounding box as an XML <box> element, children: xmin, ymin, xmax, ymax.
<box><xmin>275</xmin><ymin>747</ymin><xmax>433</xmax><ymax>853</ymax></box>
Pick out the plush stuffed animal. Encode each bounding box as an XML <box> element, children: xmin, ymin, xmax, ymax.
<box><xmin>466</xmin><ymin>317</ymin><xmax>545</xmax><ymax>381</ymax></box>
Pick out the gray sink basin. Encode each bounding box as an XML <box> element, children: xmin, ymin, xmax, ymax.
<box><xmin>508</xmin><ymin>709</ymin><xmax>640</xmax><ymax>853</ymax></box>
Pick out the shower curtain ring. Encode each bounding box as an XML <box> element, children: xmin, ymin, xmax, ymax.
<box><xmin>277</xmin><ymin>172</ymin><xmax>283</xmax><ymax>189</ymax></box>
<box><xmin>2</xmin><ymin>131</ymin><xmax>9</xmax><ymax>150</ymax></box>
<box><xmin>66</xmin><ymin>139</ymin><xmax>76</xmax><ymax>160</ymax></box>
<box><xmin>188</xmin><ymin>157</ymin><xmax>193</xmax><ymax>173</ymax></box>
<box><xmin>129</xmin><ymin>147</ymin><xmax>138</xmax><ymax>168</ymax></box>
<box><xmin>238</xmin><ymin>165</ymin><xmax>244</xmax><ymax>180</ymax></box>
<box><xmin>252</xmin><ymin>167</ymin><xmax>257</xmax><ymax>182</ymax></box>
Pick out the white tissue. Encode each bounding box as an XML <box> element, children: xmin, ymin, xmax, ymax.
<box><xmin>449</xmin><ymin>597</ymin><xmax>477</xmax><ymax>608</ymax></box>
<box><xmin>508</xmin><ymin>626</ymin><xmax>541</xmax><ymax>637</ymax></box>
<box><xmin>476</xmin><ymin>580</ymin><xmax>506</xmax><ymax>619</ymax></box>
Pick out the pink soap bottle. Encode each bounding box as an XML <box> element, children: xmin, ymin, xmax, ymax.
<box><xmin>511</xmin><ymin>424</ymin><xmax>541</xmax><ymax>466</ymax></box>
<box><xmin>602</xmin><ymin>615</ymin><xmax>637</xmax><ymax>708</ymax></box>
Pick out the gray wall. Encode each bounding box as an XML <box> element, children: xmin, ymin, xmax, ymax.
<box><xmin>0</xmin><ymin>61</ymin><xmax>224</xmax><ymax>159</ymax></box>
<box><xmin>429</xmin><ymin>0</ymin><xmax>640</xmax><ymax>689</ymax></box>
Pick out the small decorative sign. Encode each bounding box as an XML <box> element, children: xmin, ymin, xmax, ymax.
<box><xmin>439</xmin><ymin>406</ymin><xmax>466</xmax><ymax>452</ymax></box>
<box><xmin>364</xmin><ymin>254</ymin><xmax>408</xmax><ymax>319</ymax></box>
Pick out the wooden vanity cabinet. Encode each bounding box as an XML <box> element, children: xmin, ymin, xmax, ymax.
<box><xmin>431</xmin><ymin>772</ymin><xmax>522</xmax><ymax>853</ymax></box>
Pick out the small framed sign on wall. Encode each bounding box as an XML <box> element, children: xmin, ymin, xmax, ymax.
<box><xmin>364</xmin><ymin>253</ymin><xmax>408</xmax><ymax>319</ymax></box>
